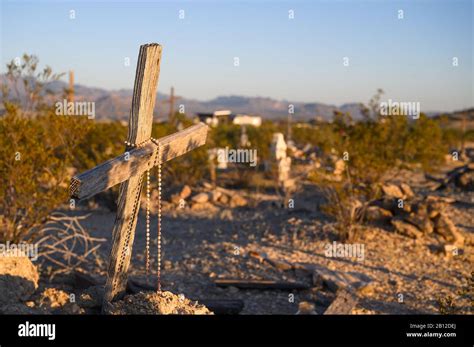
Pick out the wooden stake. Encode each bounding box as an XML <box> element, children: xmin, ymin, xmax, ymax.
<box><xmin>103</xmin><ymin>44</ymin><xmax>162</xmax><ymax>305</ymax></box>
<box><xmin>68</xmin><ymin>70</ymin><xmax>74</xmax><ymax>103</ymax></box>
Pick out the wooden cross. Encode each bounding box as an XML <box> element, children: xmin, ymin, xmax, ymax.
<box><xmin>69</xmin><ymin>43</ymin><xmax>208</xmax><ymax>309</ymax></box>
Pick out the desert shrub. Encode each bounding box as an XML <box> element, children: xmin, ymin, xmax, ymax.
<box><xmin>73</xmin><ymin>121</ymin><xmax>127</xmax><ymax>171</ymax></box>
<box><xmin>152</xmin><ymin>118</ymin><xmax>210</xmax><ymax>186</ymax></box>
<box><xmin>0</xmin><ymin>110</ymin><xmax>91</xmax><ymax>242</ymax></box>
<box><xmin>308</xmin><ymin>94</ymin><xmax>449</xmax><ymax>240</ymax></box>
<box><xmin>292</xmin><ymin>122</ymin><xmax>344</xmax><ymax>153</ymax></box>
<box><xmin>0</xmin><ymin>55</ymin><xmax>91</xmax><ymax>243</ymax></box>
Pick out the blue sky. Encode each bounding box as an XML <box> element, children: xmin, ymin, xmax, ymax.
<box><xmin>1</xmin><ymin>0</ymin><xmax>472</xmax><ymax>111</ymax></box>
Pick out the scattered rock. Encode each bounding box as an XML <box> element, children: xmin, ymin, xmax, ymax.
<box><xmin>37</xmin><ymin>288</ymin><xmax>70</xmax><ymax>309</ymax></box>
<box><xmin>180</xmin><ymin>185</ymin><xmax>192</xmax><ymax>199</ymax></box>
<box><xmin>191</xmin><ymin>192</ymin><xmax>210</xmax><ymax>204</ymax></box>
<box><xmin>400</xmin><ymin>183</ymin><xmax>415</xmax><ymax>198</ymax></box>
<box><xmin>356</xmin><ymin>282</ymin><xmax>376</xmax><ymax>296</ymax></box>
<box><xmin>456</xmin><ymin>171</ymin><xmax>474</xmax><ymax>191</ymax></box>
<box><xmin>443</xmin><ymin>244</ymin><xmax>459</xmax><ymax>258</ymax></box>
<box><xmin>78</xmin><ymin>285</ymin><xmax>104</xmax><ymax>308</ymax></box>
<box><xmin>391</xmin><ymin>218</ymin><xmax>423</xmax><ymax>239</ymax></box>
<box><xmin>382</xmin><ymin>184</ymin><xmax>404</xmax><ymax>199</ymax></box>
<box><xmin>433</xmin><ymin>213</ymin><xmax>465</xmax><ymax>246</ymax></box>
<box><xmin>218</xmin><ymin>194</ymin><xmax>230</xmax><ymax>204</ymax></box>
<box><xmin>0</xmin><ymin>252</ymin><xmax>39</xmax><ymax>304</ymax></box>
<box><xmin>405</xmin><ymin>204</ymin><xmax>434</xmax><ymax>234</ymax></box>
<box><xmin>219</xmin><ymin>209</ymin><xmax>233</xmax><ymax>220</ymax></box>
<box><xmin>229</xmin><ymin>194</ymin><xmax>247</xmax><ymax>208</ymax></box>
<box><xmin>108</xmin><ymin>291</ymin><xmax>213</xmax><ymax>315</ymax></box>
<box><xmin>170</xmin><ymin>194</ymin><xmax>181</xmax><ymax>204</ymax></box>
<box><xmin>296</xmin><ymin>301</ymin><xmax>317</xmax><ymax>315</ymax></box>
<box><xmin>311</xmin><ymin>265</ymin><xmax>373</xmax><ymax>293</ymax></box>
<box><xmin>163</xmin><ymin>260</ymin><xmax>173</xmax><ymax>270</ymax></box>
<box><xmin>365</xmin><ymin>206</ymin><xmax>393</xmax><ymax>222</ymax></box>
<box><xmin>333</xmin><ymin>159</ymin><xmax>346</xmax><ymax>176</ymax></box>
<box><xmin>191</xmin><ymin>201</ymin><xmax>215</xmax><ymax>211</ymax></box>
<box><xmin>211</xmin><ymin>190</ymin><xmax>222</xmax><ymax>202</ymax></box>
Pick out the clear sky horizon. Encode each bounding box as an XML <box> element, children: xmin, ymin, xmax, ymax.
<box><xmin>1</xmin><ymin>0</ymin><xmax>472</xmax><ymax>112</ymax></box>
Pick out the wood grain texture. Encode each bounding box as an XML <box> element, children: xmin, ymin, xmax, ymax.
<box><xmin>103</xmin><ymin>44</ymin><xmax>162</xmax><ymax>306</ymax></box>
<box><xmin>214</xmin><ymin>279</ymin><xmax>310</xmax><ymax>290</ymax></box>
<box><xmin>323</xmin><ymin>289</ymin><xmax>358</xmax><ymax>314</ymax></box>
<box><xmin>128</xmin><ymin>43</ymin><xmax>162</xmax><ymax>143</ymax></box>
<box><xmin>70</xmin><ymin>123</ymin><xmax>208</xmax><ymax>200</ymax></box>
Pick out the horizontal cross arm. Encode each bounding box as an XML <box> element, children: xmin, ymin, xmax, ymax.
<box><xmin>70</xmin><ymin>122</ymin><xmax>208</xmax><ymax>200</ymax></box>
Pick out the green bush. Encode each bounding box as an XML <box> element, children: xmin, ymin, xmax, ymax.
<box><xmin>0</xmin><ymin>110</ymin><xmax>90</xmax><ymax>242</ymax></box>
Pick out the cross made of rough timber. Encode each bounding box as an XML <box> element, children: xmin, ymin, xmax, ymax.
<box><xmin>69</xmin><ymin>43</ymin><xmax>208</xmax><ymax>311</ymax></box>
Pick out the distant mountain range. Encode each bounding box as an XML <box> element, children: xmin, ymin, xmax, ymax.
<box><xmin>1</xmin><ymin>75</ymin><xmax>444</xmax><ymax>121</ymax></box>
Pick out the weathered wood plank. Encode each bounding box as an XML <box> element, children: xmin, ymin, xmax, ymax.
<box><xmin>323</xmin><ymin>288</ymin><xmax>358</xmax><ymax>315</ymax></box>
<box><xmin>214</xmin><ymin>279</ymin><xmax>310</xmax><ymax>290</ymax></box>
<box><xmin>103</xmin><ymin>44</ymin><xmax>162</xmax><ymax>307</ymax></box>
<box><xmin>70</xmin><ymin>122</ymin><xmax>208</xmax><ymax>200</ymax></box>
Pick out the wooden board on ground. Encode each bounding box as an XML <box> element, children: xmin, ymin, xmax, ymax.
<box><xmin>323</xmin><ymin>288</ymin><xmax>358</xmax><ymax>315</ymax></box>
<box><xmin>214</xmin><ymin>279</ymin><xmax>310</xmax><ymax>290</ymax></box>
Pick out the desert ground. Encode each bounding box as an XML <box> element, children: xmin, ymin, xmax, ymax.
<box><xmin>3</xmin><ymin>160</ymin><xmax>471</xmax><ymax>315</ymax></box>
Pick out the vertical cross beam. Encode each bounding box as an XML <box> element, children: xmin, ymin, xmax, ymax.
<box><xmin>103</xmin><ymin>44</ymin><xmax>162</xmax><ymax>306</ymax></box>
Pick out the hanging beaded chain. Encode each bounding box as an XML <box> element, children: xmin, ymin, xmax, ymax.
<box><xmin>156</xmin><ymin>143</ymin><xmax>162</xmax><ymax>292</ymax></box>
<box><xmin>126</xmin><ymin>137</ymin><xmax>163</xmax><ymax>292</ymax></box>
<box><xmin>145</xmin><ymin>169</ymin><xmax>151</xmax><ymax>283</ymax></box>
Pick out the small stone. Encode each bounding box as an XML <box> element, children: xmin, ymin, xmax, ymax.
<box><xmin>443</xmin><ymin>244</ymin><xmax>458</xmax><ymax>257</ymax></box>
<box><xmin>333</xmin><ymin>159</ymin><xmax>345</xmax><ymax>176</ymax></box>
<box><xmin>456</xmin><ymin>171</ymin><xmax>474</xmax><ymax>191</ymax></box>
<box><xmin>78</xmin><ymin>285</ymin><xmax>104</xmax><ymax>309</ymax></box>
<box><xmin>296</xmin><ymin>301</ymin><xmax>317</xmax><ymax>315</ymax></box>
<box><xmin>211</xmin><ymin>190</ymin><xmax>222</xmax><ymax>202</ymax></box>
<box><xmin>433</xmin><ymin>213</ymin><xmax>465</xmax><ymax>246</ymax></box>
<box><xmin>382</xmin><ymin>184</ymin><xmax>404</xmax><ymax>199</ymax></box>
<box><xmin>191</xmin><ymin>192</ymin><xmax>209</xmax><ymax>203</ymax></box>
<box><xmin>229</xmin><ymin>194</ymin><xmax>247</xmax><ymax>208</ymax></box>
<box><xmin>38</xmin><ymin>288</ymin><xmax>70</xmax><ymax>309</ymax></box>
<box><xmin>400</xmin><ymin>183</ymin><xmax>415</xmax><ymax>198</ymax></box>
<box><xmin>191</xmin><ymin>201</ymin><xmax>215</xmax><ymax>211</ymax></box>
<box><xmin>356</xmin><ymin>282</ymin><xmax>376</xmax><ymax>296</ymax></box>
<box><xmin>170</xmin><ymin>193</ymin><xmax>181</xmax><ymax>204</ymax></box>
<box><xmin>179</xmin><ymin>185</ymin><xmax>192</xmax><ymax>199</ymax></box>
<box><xmin>219</xmin><ymin>209</ymin><xmax>233</xmax><ymax>220</ymax></box>
<box><xmin>391</xmin><ymin>218</ymin><xmax>423</xmax><ymax>239</ymax></box>
<box><xmin>365</xmin><ymin>206</ymin><xmax>393</xmax><ymax>222</ymax></box>
<box><xmin>219</xmin><ymin>194</ymin><xmax>230</xmax><ymax>204</ymax></box>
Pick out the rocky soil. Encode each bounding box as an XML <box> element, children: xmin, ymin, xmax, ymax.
<box><xmin>108</xmin><ymin>291</ymin><xmax>212</xmax><ymax>315</ymax></box>
<box><xmin>1</xmin><ymin>164</ymin><xmax>472</xmax><ymax>315</ymax></box>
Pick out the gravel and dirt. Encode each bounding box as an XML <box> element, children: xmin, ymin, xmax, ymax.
<box><xmin>1</xmin><ymin>165</ymin><xmax>472</xmax><ymax>315</ymax></box>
